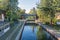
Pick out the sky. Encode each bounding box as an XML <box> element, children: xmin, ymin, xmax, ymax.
<box><xmin>18</xmin><ymin>0</ymin><xmax>39</xmax><ymax>13</ymax></box>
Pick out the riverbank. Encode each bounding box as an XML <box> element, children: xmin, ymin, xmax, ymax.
<box><xmin>38</xmin><ymin>23</ymin><xmax>60</xmax><ymax>40</ymax></box>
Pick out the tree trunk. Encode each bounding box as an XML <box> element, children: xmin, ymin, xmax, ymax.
<box><xmin>50</xmin><ymin>19</ymin><xmax>53</xmax><ymax>26</ymax></box>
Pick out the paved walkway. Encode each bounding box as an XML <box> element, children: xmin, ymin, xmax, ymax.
<box><xmin>38</xmin><ymin>23</ymin><xmax>60</xmax><ymax>40</ymax></box>
<box><xmin>0</xmin><ymin>20</ymin><xmax>26</xmax><ymax>40</ymax></box>
<box><xmin>0</xmin><ymin>22</ymin><xmax>10</xmax><ymax>30</ymax></box>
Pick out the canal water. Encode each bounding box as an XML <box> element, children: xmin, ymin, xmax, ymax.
<box><xmin>21</xmin><ymin>24</ymin><xmax>48</xmax><ymax>40</ymax></box>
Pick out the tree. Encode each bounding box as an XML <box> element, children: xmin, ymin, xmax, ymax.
<box><xmin>29</xmin><ymin>7</ymin><xmax>37</xmax><ymax>20</ymax></box>
<box><xmin>29</xmin><ymin>7</ymin><xmax>37</xmax><ymax>14</ymax></box>
<box><xmin>6</xmin><ymin>0</ymin><xmax>18</xmax><ymax>21</ymax></box>
<box><xmin>17</xmin><ymin>8</ymin><xmax>26</xmax><ymax>19</ymax></box>
<box><xmin>37</xmin><ymin>0</ymin><xmax>58</xmax><ymax>25</ymax></box>
<box><xmin>20</xmin><ymin>9</ymin><xmax>26</xmax><ymax>14</ymax></box>
<box><xmin>0</xmin><ymin>0</ymin><xmax>9</xmax><ymax>10</ymax></box>
<box><xmin>36</xmin><ymin>9</ymin><xmax>45</xmax><ymax>22</ymax></box>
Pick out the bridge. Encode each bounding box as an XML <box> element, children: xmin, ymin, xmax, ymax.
<box><xmin>20</xmin><ymin>14</ymin><xmax>38</xmax><ymax>20</ymax></box>
<box><xmin>26</xmin><ymin>20</ymin><xmax>36</xmax><ymax>24</ymax></box>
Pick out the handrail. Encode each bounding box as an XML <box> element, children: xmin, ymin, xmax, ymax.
<box><xmin>0</xmin><ymin>22</ymin><xmax>10</xmax><ymax>30</ymax></box>
<box><xmin>19</xmin><ymin>20</ymin><xmax>26</xmax><ymax>40</ymax></box>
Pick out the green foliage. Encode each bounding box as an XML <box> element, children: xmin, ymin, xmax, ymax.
<box><xmin>17</xmin><ymin>8</ymin><xmax>26</xmax><ymax>19</ymax></box>
<box><xmin>20</xmin><ymin>9</ymin><xmax>26</xmax><ymax>14</ymax></box>
<box><xmin>37</xmin><ymin>27</ymin><xmax>47</xmax><ymax>40</ymax></box>
<box><xmin>0</xmin><ymin>0</ymin><xmax>9</xmax><ymax>10</ymax></box>
<box><xmin>6</xmin><ymin>10</ymin><xmax>11</xmax><ymax>21</ymax></box>
<box><xmin>6</xmin><ymin>0</ymin><xmax>19</xmax><ymax>21</ymax></box>
<box><xmin>52</xmin><ymin>18</ymin><xmax>57</xmax><ymax>24</ymax></box>
<box><xmin>28</xmin><ymin>7</ymin><xmax>37</xmax><ymax>20</ymax></box>
<box><xmin>27</xmin><ymin>16</ymin><xmax>35</xmax><ymax>20</ymax></box>
<box><xmin>0</xmin><ymin>0</ymin><xmax>19</xmax><ymax>22</ymax></box>
<box><xmin>39</xmin><ymin>0</ymin><xmax>56</xmax><ymax>18</ymax></box>
<box><xmin>29</xmin><ymin>7</ymin><xmax>37</xmax><ymax>14</ymax></box>
<box><xmin>37</xmin><ymin>0</ymin><xmax>60</xmax><ymax>24</ymax></box>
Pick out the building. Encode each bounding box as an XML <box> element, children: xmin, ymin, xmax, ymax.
<box><xmin>56</xmin><ymin>13</ymin><xmax>60</xmax><ymax>20</ymax></box>
<box><xmin>0</xmin><ymin>9</ymin><xmax>6</xmax><ymax>21</ymax></box>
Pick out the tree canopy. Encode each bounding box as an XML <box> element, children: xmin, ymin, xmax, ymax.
<box><xmin>0</xmin><ymin>0</ymin><xmax>9</xmax><ymax>10</ymax></box>
<box><xmin>37</xmin><ymin>0</ymin><xmax>60</xmax><ymax>24</ymax></box>
<box><xmin>5</xmin><ymin>0</ymin><xmax>18</xmax><ymax>21</ymax></box>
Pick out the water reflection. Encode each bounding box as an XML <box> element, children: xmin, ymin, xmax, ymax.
<box><xmin>36</xmin><ymin>26</ymin><xmax>47</xmax><ymax>40</ymax></box>
<box><xmin>31</xmin><ymin>26</ymin><xmax>35</xmax><ymax>33</ymax></box>
<box><xmin>21</xmin><ymin>24</ymin><xmax>51</xmax><ymax>40</ymax></box>
<box><xmin>21</xmin><ymin>25</ymin><xmax>37</xmax><ymax>40</ymax></box>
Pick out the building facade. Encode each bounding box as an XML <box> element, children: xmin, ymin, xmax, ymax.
<box><xmin>0</xmin><ymin>9</ymin><xmax>6</xmax><ymax>21</ymax></box>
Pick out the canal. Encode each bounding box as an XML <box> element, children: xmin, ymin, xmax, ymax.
<box><xmin>21</xmin><ymin>24</ymin><xmax>51</xmax><ymax>40</ymax></box>
<box><xmin>0</xmin><ymin>21</ymin><xmax>56</xmax><ymax>40</ymax></box>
